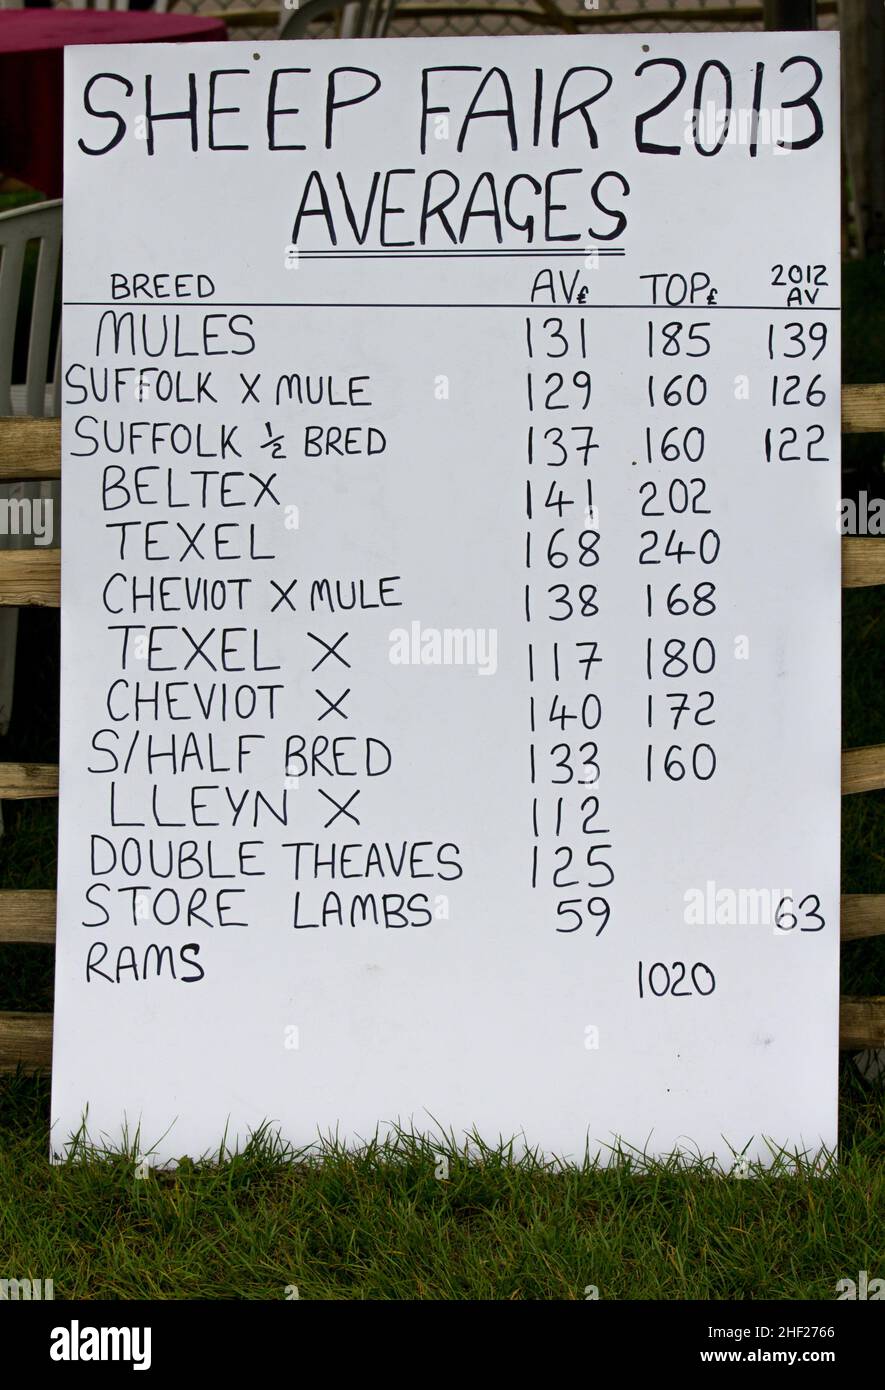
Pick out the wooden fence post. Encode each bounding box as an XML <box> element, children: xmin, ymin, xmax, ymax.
<box><xmin>841</xmin><ymin>0</ymin><xmax>885</xmax><ymax>257</ymax></box>
<box><xmin>762</xmin><ymin>0</ymin><xmax>816</xmax><ymax>28</ymax></box>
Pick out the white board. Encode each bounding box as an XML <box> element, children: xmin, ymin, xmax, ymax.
<box><xmin>53</xmin><ymin>33</ymin><xmax>842</xmax><ymax>1167</ymax></box>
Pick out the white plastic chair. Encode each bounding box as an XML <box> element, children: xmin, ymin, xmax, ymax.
<box><xmin>0</xmin><ymin>200</ymin><xmax>62</xmax><ymax>789</ymax></box>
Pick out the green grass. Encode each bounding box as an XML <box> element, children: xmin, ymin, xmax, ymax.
<box><xmin>0</xmin><ymin>1094</ymin><xmax>882</xmax><ymax>1301</ymax></box>
<box><xmin>0</xmin><ymin>257</ymin><xmax>882</xmax><ymax>1301</ymax></box>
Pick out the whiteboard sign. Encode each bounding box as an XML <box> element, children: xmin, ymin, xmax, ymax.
<box><xmin>54</xmin><ymin>34</ymin><xmax>841</xmax><ymax>1166</ymax></box>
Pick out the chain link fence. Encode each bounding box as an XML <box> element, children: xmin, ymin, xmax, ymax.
<box><xmin>39</xmin><ymin>0</ymin><xmax>836</xmax><ymax>42</ymax></box>
<box><xmin>289</xmin><ymin>0</ymin><xmax>762</xmax><ymax>40</ymax></box>
<box><xmin>160</xmin><ymin>0</ymin><xmax>838</xmax><ymax>44</ymax></box>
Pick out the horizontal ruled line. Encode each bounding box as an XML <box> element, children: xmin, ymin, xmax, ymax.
<box><xmin>295</xmin><ymin>248</ymin><xmax>626</xmax><ymax>259</ymax></box>
<box><xmin>64</xmin><ymin>301</ymin><xmax>841</xmax><ymax>311</ymax></box>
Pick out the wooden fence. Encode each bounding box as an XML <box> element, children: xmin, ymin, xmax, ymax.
<box><xmin>0</xmin><ymin>389</ymin><xmax>884</xmax><ymax>1069</ymax></box>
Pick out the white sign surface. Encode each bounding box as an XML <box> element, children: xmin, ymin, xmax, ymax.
<box><xmin>54</xmin><ymin>33</ymin><xmax>841</xmax><ymax>1166</ymax></box>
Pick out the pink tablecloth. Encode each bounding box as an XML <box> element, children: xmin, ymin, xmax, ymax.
<box><xmin>0</xmin><ymin>10</ymin><xmax>228</xmax><ymax>197</ymax></box>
